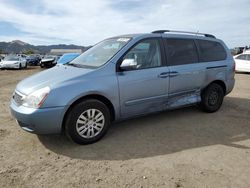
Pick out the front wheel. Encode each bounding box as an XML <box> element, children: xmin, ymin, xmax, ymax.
<box><xmin>65</xmin><ymin>99</ymin><xmax>110</xmax><ymax>144</ymax></box>
<box><xmin>200</xmin><ymin>83</ymin><xmax>224</xmax><ymax>113</ymax></box>
<box><xmin>18</xmin><ymin>63</ymin><xmax>22</xmax><ymax>69</ymax></box>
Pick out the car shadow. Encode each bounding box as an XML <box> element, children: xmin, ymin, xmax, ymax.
<box><xmin>0</xmin><ymin>66</ymin><xmax>38</xmax><ymax>71</ymax></box>
<box><xmin>38</xmin><ymin>96</ymin><xmax>250</xmax><ymax>160</ymax></box>
<box><xmin>236</xmin><ymin>72</ymin><xmax>250</xmax><ymax>75</ymax></box>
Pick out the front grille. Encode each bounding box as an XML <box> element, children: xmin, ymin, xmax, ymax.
<box><xmin>13</xmin><ymin>91</ymin><xmax>24</xmax><ymax>106</ymax></box>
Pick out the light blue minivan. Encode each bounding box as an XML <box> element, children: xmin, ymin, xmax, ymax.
<box><xmin>10</xmin><ymin>30</ymin><xmax>235</xmax><ymax>144</ymax></box>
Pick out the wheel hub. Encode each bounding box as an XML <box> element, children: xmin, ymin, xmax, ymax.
<box><xmin>208</xmin><ymin>91</ymin><xmax>218</xmax><ymax>105</ymax></box>
<box><xmin>76</xmin><ymin>109</ymin><xmax>105</xmax><ymax>139</ymax></box>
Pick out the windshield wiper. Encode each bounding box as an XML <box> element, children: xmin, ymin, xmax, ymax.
<box><xmin>66</xmin><ymin>63</ymin><xmax>83</xmax><ymax>68</ymax></box>
<box><xmin>66</xmin><ymin>63</ymin><xmax>96</xmax><ymax>69</ymax></box>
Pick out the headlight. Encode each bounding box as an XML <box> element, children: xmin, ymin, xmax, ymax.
<box><xmin>22</xmin><ymin>87</ymin><xmax>50</xmax><ymax>108</ymax></box>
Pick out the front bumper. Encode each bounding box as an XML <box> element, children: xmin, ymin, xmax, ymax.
<box><xmin>27</xmin><ymin>60</ymin><xmax>39</xmax><ymax>65</ymax></box>
<box><xmin>41</xmin><ymin>61</ymin><xmax>56</xmax><ymax>67</ymax></box>
<box><xmin>226</xmin><ymin>77</ymin><xmax>235</xmax><ymax>95</ymax></box>
<box><xmin>0</xmin><ymin>63</ymin><xmax>19</xmax><ymax>69</ymax></box>
<box><xmin>236</xmin><ymin>67</ymin><xmax>250</xmax><ymax>73</ymax></box>
<box><xmin>10</xmin><ymin>100</ymin><xmax>66</xmax><ymax>134</ymax></box>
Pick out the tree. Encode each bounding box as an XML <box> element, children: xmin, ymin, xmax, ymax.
<box><xmin>23</xmin><ymin>50</ymin><xmax>34</xmax><ymax>55</ymax></box>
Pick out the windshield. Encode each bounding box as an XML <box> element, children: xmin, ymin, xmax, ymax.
<box><xmin>69</xmin><ymin>37</ymin><xmax>131</xmax><ymax>68</ymax></box>
<box><xmin>4</xmin><ymin>56</ymin><xmax>19</xmax><ymax>61</ymax></box>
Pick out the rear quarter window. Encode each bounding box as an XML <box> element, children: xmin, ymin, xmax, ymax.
<box><xmin>197</xmin><ymin>40</ymin><xmax>227</xmax><ymax>62</ymax></box>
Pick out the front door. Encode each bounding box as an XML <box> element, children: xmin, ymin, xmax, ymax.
<box><xmin>117</xmin><ymin>38</ymin><xmax>169</xmax><ymax>118</ymax></box>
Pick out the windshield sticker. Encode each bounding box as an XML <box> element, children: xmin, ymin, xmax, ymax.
<box><xmin>117</xmin><ymin>38</ymin><xmax>130</xmax><ymax>42</ymax></box>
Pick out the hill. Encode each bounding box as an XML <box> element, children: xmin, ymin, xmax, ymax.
<box><xmin>0</xmin><ymin>40</ymin><xmax>89</xmax><ymax>54</ymax></box>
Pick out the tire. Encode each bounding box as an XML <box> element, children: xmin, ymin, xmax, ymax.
<box><xmin>65</xmin><ymin>99</ymin><xmax>111</xmax><ymax>145</ymax></box>
<box><xmin>24</xmin><ymin>63</ymin><xmax>27</xmax><ymax>68</ymax></box>
<box><xmin>200</xmin><ymin>83</ymin><xmax>224</xmax><ymax>113</ymax></box>
<box><xmin>19</xmin><ymin>63</ymin><xmax>22</xmax><ymax>70</ymax></box>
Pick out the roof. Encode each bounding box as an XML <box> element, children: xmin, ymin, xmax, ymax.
<box><xmin>50</xmin><ymin>49</ymin><xmax>82</xmax><ymax>55</ymax></box>
<box><xmin>61</xmin><ymin>52</ymin><xmax>81</xmax><ymax>55</ymax></box>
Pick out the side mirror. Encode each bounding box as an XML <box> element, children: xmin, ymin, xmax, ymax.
<box><xmin>120</xmin><ymin>58</ymin><xmax>137</xmax><ymax>71</ymax></box>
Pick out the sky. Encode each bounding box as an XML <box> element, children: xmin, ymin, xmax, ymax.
<box><xmin>0</xmin><ymin>0</ymin><xmax>249</xmax><ymax>48</ymax></box>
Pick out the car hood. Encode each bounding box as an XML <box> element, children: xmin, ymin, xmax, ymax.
<box><xmin>16</xmin><ymin>65</ymin><xmax>94</xmax><ymax>95</ymax></box>
<box><xmin>1</xmin><ymin>61</ymin><xmax>19</xmax><ymax>64</ymax></box>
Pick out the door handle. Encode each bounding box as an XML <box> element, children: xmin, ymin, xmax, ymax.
<box><xmin>158</xmin><ymin>72</ymin><xmax>169</xmax><ymax>78</ymax></box>
<box><xmin>169</xmin><ymin>71</ymin><xmax>179</xmax><ymax>77</ymax></box>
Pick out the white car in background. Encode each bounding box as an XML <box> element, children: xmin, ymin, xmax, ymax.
<box><xmin>0</xmin><ymin>56</ymin><xmax>27</xmax><ymax>69</ymax></box>
<box><xmin>234</xmin><ymin>52</ymin><xmax>250</xmax><ymax>73</ymax></box>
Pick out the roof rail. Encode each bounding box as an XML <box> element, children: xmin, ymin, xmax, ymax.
<box><xmin>152</xmin><ymin>30</ymin><xmax>216</xmax><ymax>38</ymax></box>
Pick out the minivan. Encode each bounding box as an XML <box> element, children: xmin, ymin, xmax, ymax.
<box><xmin>10</xmin><ymin>30</ymin><xmax>235</xmax><ymax>144</ymax></box>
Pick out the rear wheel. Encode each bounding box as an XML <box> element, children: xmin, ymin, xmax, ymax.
<box><xmin>200</xmin><ymin>83</ymin><xmax>224</xmax><ymax>113</ymax></box>
<box><xmin>65</xmin><ymin>99</ymin><xmax>110</xmax><ymax>144</ymax></box>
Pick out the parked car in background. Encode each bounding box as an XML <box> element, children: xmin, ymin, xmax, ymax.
<box><xmin>245</xmin><ymin>49</ymin><xmax>250</xmax><ymax>54</ymax></box>
<box><xmin>234</xmin><ymin>51</ymin><xmax>250</xmax><ymax>73</ymax></box>
<box><xmin>231</xmin><ymin>47</ymin><xmax>244</xmax><ymax>55</ymax></box>
<box><xmin>0</xmin><ymin>55</ymin><xmax>27</xmax><ymax>69</ymax></box>
<box><xmin>10</xmin><ymin>30</ymin><xmax>235</xmax><ymax>144</ymax></box>
<box><xmin>16</xmin><ymin>54</ymin><xmax>27</xmax><ymax>59</ymax></box>
<box><xmin>26</xmin><ymin>55</ymin><xmax>41</xmax><ymax>66</ymax></box>
<box><xmin>40</xmin><ymin>55</ymin><xmax>58</xmax><ymax>68</ymax></box>
<box><xmin>57</xmin><ymin>53</ymin><xmax>80</xmax><ymax>65</ymax></box>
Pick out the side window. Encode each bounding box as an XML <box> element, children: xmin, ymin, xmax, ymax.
<box><xmin>236</xmin><ymin>55</ymin><xmax>247</xmax><ymax>60</ymax></box>
<box><xmin>197</xmin><ymin>40</ymin><xmax>227</xmax><ymax>62</ymax></box>
<box><xmin>166</xmin><ymin>39</ymin><xmax>198</xmax><ymax>66</ymax></box>
<box><xmin>123</xmin><ymin>39</ymin><xmax>162</xmax><ymax>69</ymax></box>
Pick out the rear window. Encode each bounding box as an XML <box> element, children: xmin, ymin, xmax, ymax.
<box><xmin>166</xmin><ymin>39</ymin><xmax>198</xmax><ymax>66</ymax></box>
<box><xmin>197</xmin><ymin>40</ymin><xmax>227</xmax><ymax>62</ymax></box>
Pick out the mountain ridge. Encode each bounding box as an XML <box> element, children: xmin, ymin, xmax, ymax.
<box><xmin>0</xmin><ymin>40</ymin><xmax>89</xmax><ymax>54</ymax></box>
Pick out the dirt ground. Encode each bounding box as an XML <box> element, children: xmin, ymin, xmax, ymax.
<box><xmin>0</xmin><ymin>67</ymin><xmax>250</xmax><ymax>188</ymax></box>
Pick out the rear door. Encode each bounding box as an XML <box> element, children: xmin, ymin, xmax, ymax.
<box><xmin>117</xmin><ymin>38</ymin><xmax>169</xmax><ymax>118</ymax></box>
<box><xmin>164</xmin><ymin>38</ymin><xmax>205</xmax><ymax>108</ymax></box>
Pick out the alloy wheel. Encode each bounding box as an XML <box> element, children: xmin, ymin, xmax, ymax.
<box><xmin>76</xmin><ymin>109</ymin><xmax>105</xmax><ymax>138</ymax></box>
